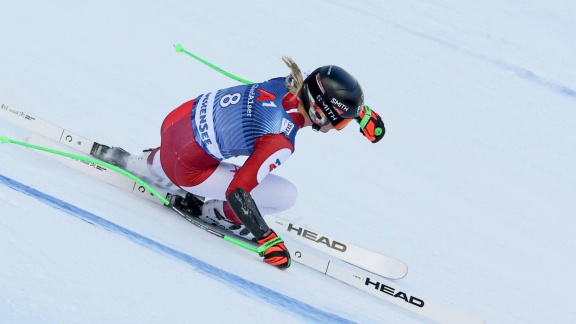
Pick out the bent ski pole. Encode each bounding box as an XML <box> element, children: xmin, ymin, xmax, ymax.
<box><xmin>1</xmin><ymin>136</ymin><xmax>168</xmax><ymax>204</ymax></box>
<box><xmin>0</xmin><ymin>135</ymin><xmax>258</xmax><ymax>252</ymax></box>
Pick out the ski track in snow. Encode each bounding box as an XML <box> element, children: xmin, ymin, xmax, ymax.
<box><xmin>416</xmin><ymin>34</ymin><xmax>576</xmax><ymax>99</ymax></box>
<box><xmin>0</xmin><ymin>173</ymin><xmax>352</xmax><ymax>324</ymax></box>
<box><xmin>333</xmin><ymin>1</ymin><xmax>576</xmax><ymax>100</ymax></box>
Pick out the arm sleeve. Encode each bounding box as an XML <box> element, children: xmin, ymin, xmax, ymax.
<box><xmin>225</xmin><ymin>134</ymin><xmax>294</xmax><ymax>196</ymax></box>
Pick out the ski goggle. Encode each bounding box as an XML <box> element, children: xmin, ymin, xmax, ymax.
<box><xmin>304</xmin><ymin>80</ymin><xmax>353</xmax><ymax>131</ymax></box>
<box><xmin>305</xmin><ymin>86</ymin><xmax>330</xmax><ymax>127</ymax></box>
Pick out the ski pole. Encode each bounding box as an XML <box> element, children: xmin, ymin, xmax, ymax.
<box><xmin>0</xmin><ymin>135</ymin><xmax>259</xmax><ymax>253</ymax></box>
<box><xmin>173</xmin><ymin>44</ymin><xmax>254</xmax><ymax>85</ymax></box>
<box><xmin>1</xmin><ymin>135</ymin><xmax>169</xmax><ymax>204</ymax></box>
<box><xmin>174</xmin><ymin>43</ymin><xmax>376</xmax><ymax>131</ymax></box>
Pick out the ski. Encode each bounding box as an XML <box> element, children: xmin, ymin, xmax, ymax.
<box><xmin>1</xmin><ymin>101</ymin><xmax>485</xmax><ymax>323</ymax></box>
<box><xmin>174</xmin><ymin>217</ymin><xmax>484</xmax><ymax>324</ymax></box>
<box><xmin>32</xmin><ymin>133</ymin><xmax>407</xmax><ymax>278</ymax></box>
<box><xmin>267</xmin><ymin>215</ymin><xmax>408</xmax><ymax>279</ymax></box>
<box><xmin>1</xmin><ymin>100</ymin><xmax>407</xmax><ymax>279</ymax></box>
<box><xmin>1</xmin><ymin>102</ymin><xmax>95</xmax><ymax>154</ymax></box>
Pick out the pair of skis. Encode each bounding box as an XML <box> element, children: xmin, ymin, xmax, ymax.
<box><xmin>1</xmin><ymin>101</ymin><xmax>484</xmax><ymax>323</ymax></box>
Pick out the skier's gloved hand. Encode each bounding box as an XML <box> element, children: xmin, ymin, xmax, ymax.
<box><xmin>356</xmin><ymin>106</ymin><xmax>385</xmax><ymax>143</ymax></box>
<box><xmin>257</xmin><ymin>229</ymin><xmax>291</xmax><ymax>269</ymax></box>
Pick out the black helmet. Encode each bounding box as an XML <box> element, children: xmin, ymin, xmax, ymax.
<box><xmin>301</xmin><ymin>65</ymin><xmax>364</xmax><ymax>130</ymax></box>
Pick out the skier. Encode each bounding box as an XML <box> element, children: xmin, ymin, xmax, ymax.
<box><xmin>93</xmin><ymin>58</ymin><xmax>385</xmax><ymax>269</ymax></box>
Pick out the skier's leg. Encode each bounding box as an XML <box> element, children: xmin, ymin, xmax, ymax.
<box><xmin>180</xmin><ymin>161</ymin><xmax>297</xmax><ymax>222</ymax></box>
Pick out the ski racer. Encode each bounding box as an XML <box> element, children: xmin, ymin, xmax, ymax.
<box><xmin>93</xmin><ymin>57</ymin><xmax>385</xmax><ymax>269</ymax></box>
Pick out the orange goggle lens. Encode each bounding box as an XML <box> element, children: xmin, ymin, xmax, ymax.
<box><xmin>334</xmin><ymin>117</ymin><xmax>353</xmax><ymax>130</ymax></box>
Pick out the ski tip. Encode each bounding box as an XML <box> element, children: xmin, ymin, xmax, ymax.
<box><xmin>382</xmin><ymin>267</ymin><xmax>409</xmax><ymax>280</ymax></box>
<box><xmin>393</xmin><ymin>268</ymin><xmax>409</xmax><ymax>280</ymax></box>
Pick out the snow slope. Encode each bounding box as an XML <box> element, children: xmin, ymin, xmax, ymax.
<box><xmin>1</xmin><ymin>0</ymin><xmax>575</xmax><ymax>323</ymax></box>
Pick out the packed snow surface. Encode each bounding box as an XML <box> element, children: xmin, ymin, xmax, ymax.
<box><xmin>1</xmin><ymin>1</ymin><xmax>575</xmax><ymax>323</ymax></box>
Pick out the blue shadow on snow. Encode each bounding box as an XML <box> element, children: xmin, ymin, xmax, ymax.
<box><xmin>0</xmin><ymin>173</ymin><xmax>353</xmax><ymax>324</ymax></box>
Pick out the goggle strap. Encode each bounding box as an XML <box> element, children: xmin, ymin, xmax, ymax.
<box><xmin>305</xmin><ymin>72</ymin><xmax>354</xmax><ymax>130</ymax></box>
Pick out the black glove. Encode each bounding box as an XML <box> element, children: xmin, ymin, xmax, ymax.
<box><xmin>257</xmin><ymin>229</ymin><xmax>291</xmax><ymax>269</ymax></box>
<box><xmin>356</xmin><ymin>106</ymin><xmax>385</xmax><ymax>143</ymax></box>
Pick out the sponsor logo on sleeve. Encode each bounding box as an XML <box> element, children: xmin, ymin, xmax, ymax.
<box><xmin>281</xmin><ymin>118</ymin><xmax>294</xmax><ymax>136</ymax></box>
<box><xmin>256</xmin><ymin>148</ymin><xmax>291</xmax><ymax>183</ymax></box>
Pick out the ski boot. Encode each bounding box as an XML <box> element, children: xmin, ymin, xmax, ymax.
<box><xmin>201</xmin><ymin>199</ymin><xmax>254</xmax><ymax>240</ymax></box>
<box><xmin>91</xmin><ymin>143</ymin><xmax>131</xmax><ymax>168</ymax></box>
<box><xmin>169</xmin><ymin>194</ymin><xmax>254</xmax><ymax>240</ymax></box>
<box><xmin>167</xmin><ymin>192</ymin><xmax>204</xmax><ymax>217</ymax></box>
